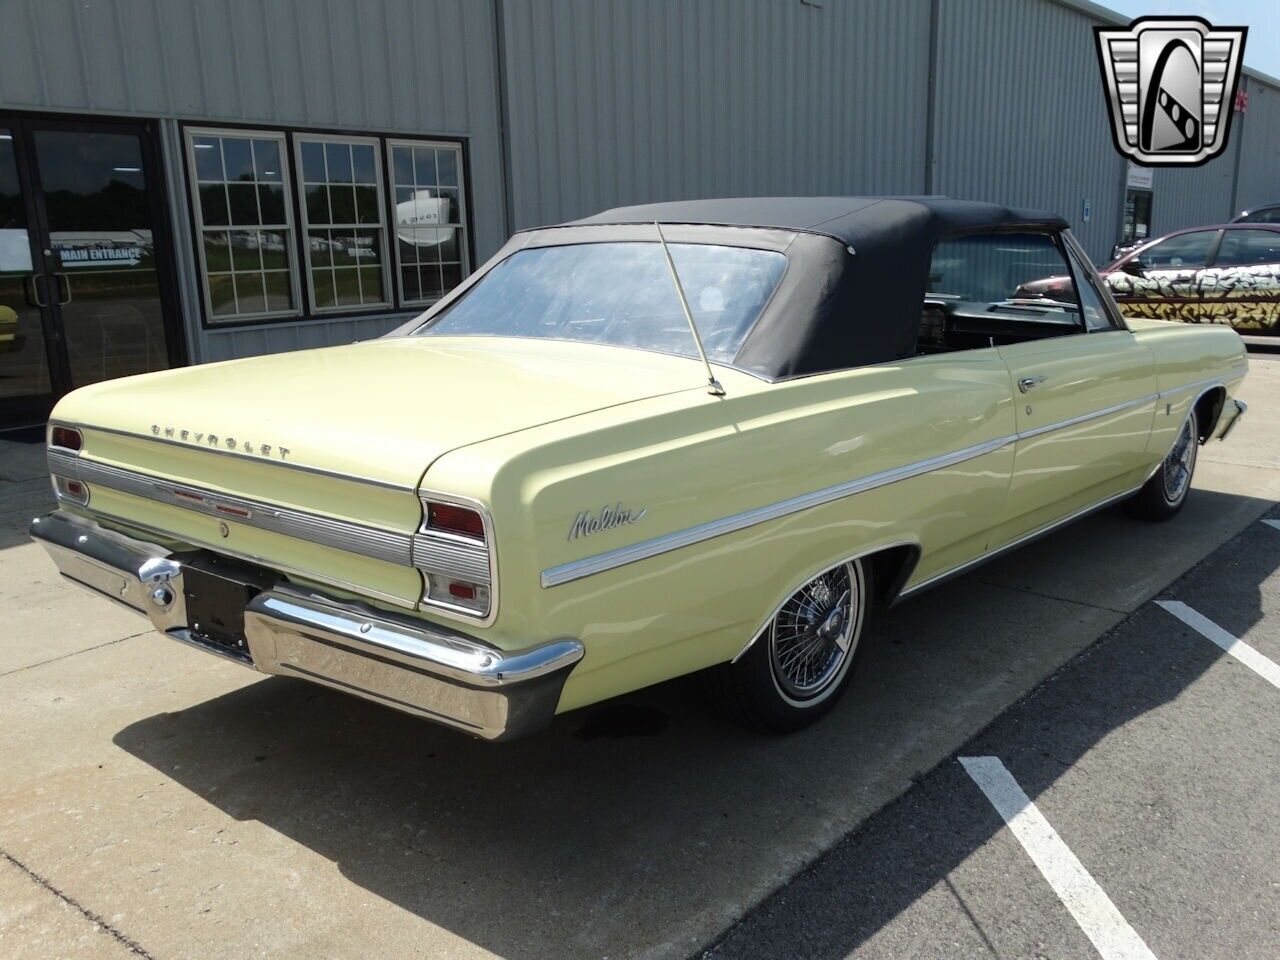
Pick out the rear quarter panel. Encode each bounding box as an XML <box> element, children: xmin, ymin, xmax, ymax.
<box><xmin>425</xmin><ymin>352</ymin><xmax>1019</xmax><ymax>713</ymax></box>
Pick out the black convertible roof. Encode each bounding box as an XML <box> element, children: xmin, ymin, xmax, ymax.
<box><xmin>571</xmin><ymin>196</ymin><xmax>1067</xmax><ymax>249</ymax></box>
<box><xmin>571</xmin><ymin>196</ymin><xmax>1071</xmax><ymax>378</ymax></box>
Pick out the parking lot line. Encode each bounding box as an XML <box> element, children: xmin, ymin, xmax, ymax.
<box><xmin>1155</xmin><ymin>600</ymin><xmax>1280</xmax><ymax>690</ymax></box>
<box><xmin>959</xmin><ymin>756</ymin><xmax>1159</xmax><ymax>960</ymax></box>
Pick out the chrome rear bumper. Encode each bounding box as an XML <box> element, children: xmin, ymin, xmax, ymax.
<box><xmin>1218</xmin><ymin>398</ymin><xmax>1247</xmax><ymax>440</ymax></box>
<box><xmin>29</xmin><ymin>510</ymin><xmax>583</xmax><ymax>741</ymax></box>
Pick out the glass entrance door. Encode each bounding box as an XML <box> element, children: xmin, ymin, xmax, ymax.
<box><xmin>0</xmin><ymin>127</ymin><xmax>55</xmax><ymax>425</ymax></box>
<box><xmin>0</xmin><ymin>116</ymin><xmax>182</xmax><ymax>430</ymax></box>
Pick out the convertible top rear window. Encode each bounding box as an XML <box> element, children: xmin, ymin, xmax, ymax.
<box><xmin>418</xmin><ymin>241</ymin><xmax>786</xmax><ymax>363</ymax></box>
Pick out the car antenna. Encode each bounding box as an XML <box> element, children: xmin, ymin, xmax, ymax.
<box><xmin>654</xmin><ymin>220</ymin><xmax>725</xmax><ymax>397</ymax></box>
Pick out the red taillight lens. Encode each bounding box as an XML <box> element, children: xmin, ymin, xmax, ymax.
<box><xmin>50</xmin><ymin>426</ymin><xmax>82</xmax><ymax>451</ymax></box>
<box><xmin>448</xmin><ymin>582</ymin><xmax>476</xmax><ymax>600</ymax></box>
<box><xmin>427</xmin><ymin>502</ymin><xmax>485</xmax><ymax>539</ymax></box>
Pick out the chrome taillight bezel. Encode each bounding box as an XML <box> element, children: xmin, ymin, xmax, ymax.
<box><xmin>412</xmin><ymin>491</ymin><xmax>497</xmax><ymax>625</ymax></box>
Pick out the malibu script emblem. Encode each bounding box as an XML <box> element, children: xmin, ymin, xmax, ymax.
<box><xmin>152</xmin><ymin>424</ymin><xmax>290</xmax><ymax>460</ymax></box>
<box><xmin>568</xmin><ymin>503</ymin><xmax>646</xmax><ymax>541</ymax></box>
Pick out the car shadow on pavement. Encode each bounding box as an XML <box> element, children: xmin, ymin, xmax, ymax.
<box><xmin>110</xmin><ymin>494</ymin><xmax>1277</xmax><ymax>960</ymax></box>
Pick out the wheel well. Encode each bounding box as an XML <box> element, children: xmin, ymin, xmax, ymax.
<box><xmin>866</xmin><ymin>544</ymin><xmax>921</xmax><ymax>609</ymax></box>
<box><xmin>1193</xmin><ymin>387</ymin><xmax>1226</xmax><ymax>442</ymax></box>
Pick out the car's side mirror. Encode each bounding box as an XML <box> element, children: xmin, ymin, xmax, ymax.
<box><xmin>1119</xmin><ymin>258</ymin><xmax>1146</xmax><ymax>278</ymax></box>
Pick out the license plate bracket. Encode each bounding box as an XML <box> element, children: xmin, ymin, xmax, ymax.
<box><xmin>182</xmin><ymin>553</ymin><xmax>278</xmax><ymax>653</ymax></box>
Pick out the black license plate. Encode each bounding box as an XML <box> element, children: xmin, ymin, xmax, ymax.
<box><xmin>182</xmin><ymin>554</ymin><xmax>276</xmax><ymax>651</ymax></box>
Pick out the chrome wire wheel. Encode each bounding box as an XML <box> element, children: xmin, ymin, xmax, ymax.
<box><xmin>768</xmin><ymin>560</ymin><xmax>865</xmax><ymax>706</ymax></box>
<box><xmin>1162</xmin><ymin>411</ymin><xmax>1198</xmax><ymax>505</ymax></box>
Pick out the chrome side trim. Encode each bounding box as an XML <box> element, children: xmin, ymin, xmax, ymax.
<box><xmin>413</xmin><ymin>536</ymin><xmax>491</xmax><ymax>583</ymax></box>
<box><xmin>897</xmin><ymin>483</ymin><xmax>1144</xmax><ymax>599</ymax></box>
<box><xmin>51</xmin><ymin>419</ymin><xmax>417</xmax><ymax>492</ymax></box>
<box><xmin>540</xmin><ymin>433</ymin><xmax>1017</xmax><ymax>588</ymax></box>
<box><xmin>540</xmin><ymin>385</ymin><xmax>1183</xmax><ymax>589</ymax></box>
<box><xmin>1156</xmin><ymin>374</ymin><xmax>1234</xmax><ymax>400</ymax></box>
<box><xmin>49</xmin><ymin>450</ymin><xmax>414</xmax><ymax>566</ymax></box>
<box><xmin>1015</xmin><ymin>393</ymin><xmax>1155</xmax><ymax>441</ymax></box>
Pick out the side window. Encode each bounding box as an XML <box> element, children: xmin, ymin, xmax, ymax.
<box><xmin>1138</xmin><ymin>230</ymin><xmax>1217</xmax><ymax>269</ymax></box>
<box><xmin>1213</xmin><ymin>229</ymin><xmax>1280</xmax><ymax>268</ymax></box>
<box><xmin>918</xmin><ymin>232</ymin><xmax>1082</xmax><ymax>354</ymax></box>
<box><xmin>1065</xmin><ymin>244</ymin><xmax>1120</xmax><ymax>332</ymax></box>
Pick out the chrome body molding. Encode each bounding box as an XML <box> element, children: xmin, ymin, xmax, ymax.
<box><xmin>1015</xmin><ymin>393</ymin><xmax>1156</xmax><ymax>441</ymax></box>
<box><xmin>49</xmin><ymin>420</ymin><xmax>417</xmax><ymax>492</ymax></box>
<box><xmin>540</xmin><ymin>433</ymin><xmax>1017</xmax><ymax>588</ymax></box>
<box><xmin>541</xmin><ymin>379</ymin><xmax>1242</xmax><ymax>590</ymax></box>
<box><xmin>896</xmin><ymin>483</ymin><xmax>1144</xmax><ymax>599</ymax></box>
<box><xmin>48</xmin><ymin>448</ymin><xmax>414</xmax><ymax>566</ymax></box>
<box><xmin>28</xmin><ymin>510</ymin><xmax>581</xmax><ymax>741</ymax></box>
<box><xmin>413</xmin><ymin>535</ymin><xmax>492</xmax><ymax>583</ymax></box>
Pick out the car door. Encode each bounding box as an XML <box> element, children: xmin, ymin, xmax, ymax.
<box><xmin>1104</xmin><ymin>228</ymin><xmax>1221</xmax><ymax>324</ymax></box>
<box><xmin>991</xmin><ymin>232</ymin><xmax>1157</xmax><ymax>549</ymax></box>
<box><xmin>1198</xmin><ymin>228</ymin><xmax>1280</xmax><ymax>334</ymax></box>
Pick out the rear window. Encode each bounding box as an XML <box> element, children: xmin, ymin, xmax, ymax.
<box><xmin>418</xmin><ymin>241</ymin><xmax>786</xmax><ymax>363</ymax></box>
<box><xmin>1214</xmin><ymin>229</ymin><xmax>1280</xmax><ymax>267</ymax></box>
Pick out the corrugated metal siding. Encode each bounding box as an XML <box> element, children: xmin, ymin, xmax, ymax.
<box><xmin>498</xmin><ymin>0</ymin><xmax>932</xmax><ymax>231</ymax></box>
<box><xmin>932</xmin><ymin>0</ymin><xmax>1125</xmax><ymax>263</ymax></box>
<box><xmin>1234</xmin><ymin>76</ymin><xmax>1280</xmax><ymax>215</ymax></box>
<box><xmin>0</xmin><ymin>0</ymin><xmax>506</xmax><ymax>363</ymax></box>
<box><xmin>1148</xmin><ymin>159</ymin><xmax>1236</xmax><ymax>235</ymax></box>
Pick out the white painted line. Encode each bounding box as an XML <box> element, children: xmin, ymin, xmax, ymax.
<box><xmin>1155</xmin><ymin>600</ymin><xmax>1280</xmax><ymax>690</ymax></box>
<box><xmin>1262</xmin><ymin>519</ymin><xmax>1280</xmax><ymax>533</ymax></box>
<box><xmin>960</xmin><ymin>756</ymin><xmax>1158</xmax><ymax>960</ymax></box>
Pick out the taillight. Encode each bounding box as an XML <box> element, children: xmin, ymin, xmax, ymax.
<box><xmin>415</xmin><ymin>496</ymin><xmax>494</xmax><ymax>620</ymax></box>
<box><xmin>427</xmin><ymin>502</ymin><xmax>486</xmax><ymax>540</ymax></box>
<box><xmin>49</xmin><ymin>425</ymin><xmax>83</xmax><ymax>452</ymax></box>
<box><xmin>52</xmin><ymin>475</ymin><xmax>89</xmax><ymax>505</ymax></box>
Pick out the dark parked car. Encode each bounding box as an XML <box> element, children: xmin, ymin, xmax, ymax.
<box><xmin>1232</xmin><ymin>202</ymin><xmax>1280</xmax><ymax>225</ymax></box>
<box><xmin>1023</xmin><ymin>224</ymin><xmax>1280</xmax><ymax>334</ymax></box>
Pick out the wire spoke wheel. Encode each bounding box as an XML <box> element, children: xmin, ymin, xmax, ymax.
<box><xmin>1162</xmin><ymin>413</ymin><xmax>1197</xmax><ymax>505</ymax></box>
<box><xmin>769</xmin><ymin>561</ymin><xmax>864</xmax><ymax>704</ymax></box>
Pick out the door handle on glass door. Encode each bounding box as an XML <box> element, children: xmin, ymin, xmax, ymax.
<box><xmin>26</xmin><ymin>274</ymin><xmax>47</xmax><ymax>308</ymax></box>
<box><xmin>1018</xmin><ymin>375</ymin><xmax>1046</xmax><ymax>393</ymax></box>
<box><xmin>53</xmin><ymin>273</ymin><xmax>71</xmax><ymax>305</ymax></box>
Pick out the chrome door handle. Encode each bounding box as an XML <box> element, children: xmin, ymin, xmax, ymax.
<box><xmin>1018</xmin><ymin>375</ymin><xmax>1047</xmax><ymax>393</ymax></box>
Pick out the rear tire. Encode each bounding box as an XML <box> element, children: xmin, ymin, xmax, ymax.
<box><xmin>1127</xmin><ymin>407</ymin><xmax>1198</xmax><ymax>521</ymax></box>
<box><xmin>710</xmin><ymin>558</ymin><xmax>872</xmax><ymax>733</ymax></box>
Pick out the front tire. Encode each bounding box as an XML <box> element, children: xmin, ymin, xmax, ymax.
<box><xmin>1127</xmin><ymin>407</ymin><xmax>1199</xmax><ymax>521</ymax></box>
<box><xmin>710</xmin><ymin>558</ymin><xmax>871</xmax><ymax>733</ymax></box>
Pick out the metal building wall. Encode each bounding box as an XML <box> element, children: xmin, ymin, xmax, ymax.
<box><xmin>1234</xmin><ymin>75</ymin><xmax>1280</xmax><ymax>216</ymax></box>
<box><xmin>0</xmin><ymin>0</ymin><xmax>507</xmax><ymax>363</ymax></box>
<box><xmin>497</xmin><ymin>0</ymin><xmax>932</xmax><ymax>232</ymax></box>
<box><xmin>931</xmin><ymin>0</ymin><xmax>1126</xmax><ymax>262</ymax></box>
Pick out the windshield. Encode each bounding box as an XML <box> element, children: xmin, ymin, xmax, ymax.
<box><xmin>417</xmin><ymin>241</ymin><xmax>787</xmax><ymax>363</ymax></box>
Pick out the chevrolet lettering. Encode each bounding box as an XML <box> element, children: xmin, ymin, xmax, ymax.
<box><xmin>32</xmin><ymin>198</ymin><xmax>1248</xmax><ymax>741</ymax></box>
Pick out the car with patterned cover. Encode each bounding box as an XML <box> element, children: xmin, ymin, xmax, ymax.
<box><xmin>31</xmin><ymin>197</ymin><xmax>1248</xmax><ymax>740</ymax></box>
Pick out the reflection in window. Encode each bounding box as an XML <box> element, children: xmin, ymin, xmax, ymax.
<box><xmin>389</xmin><ymin>142</ymin><xmax>466</xmax><ymax>305</ymax></box>
<box><xmin>188</xmin><ymin>130</ymin><xmax>296</xmax><ymax>320</ymax></box>
<box><xmin>296</xmin><ymin>137</ymin><xmax>388</xmax><ymax>310</ymax></box>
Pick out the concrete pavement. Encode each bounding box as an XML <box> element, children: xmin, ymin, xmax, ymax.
<box><xmin>0</xmin><ymin>352</ymin><xmax>1276</xmax><ymax>960</ymax></box>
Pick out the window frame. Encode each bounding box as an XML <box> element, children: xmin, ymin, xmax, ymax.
<box><xmin>184</xmin><ymin>126</ymin><xmax>303</xmax><ymax>325</ymax></box>
<box><xmin>385</xmin><ymin>137</ymin><xmax>471</xmax><ymax>308</ymax></box>
<box><xmin>293</xmin><ymin>132</ymin><xmax>392</xmax><ymax>314</ymax></box>
<box><xmin>1061</xmin><ymin>232</ymin><xmax>1127</xmax><ymax>333</ymax></box>
<box><xmin>178</xmin><ymin>121</ymin><xmax>473</xmax><ymax>330</ymax></box>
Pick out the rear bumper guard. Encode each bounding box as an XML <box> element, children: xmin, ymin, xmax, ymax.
<box><xmin>29</xmin><ymin>510</ymin><xmax>583</xmax><ymax>741</ymax></box>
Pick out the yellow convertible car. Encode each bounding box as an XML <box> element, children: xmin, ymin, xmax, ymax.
<box><xmin>31</xmin><ymin>198</ymin><xmax>1248</xmax><ymax>740</ymax></box>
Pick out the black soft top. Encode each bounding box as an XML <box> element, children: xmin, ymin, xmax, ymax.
<box><xmin>568</xmin><ymin>197</ymin><xmax>1069</xmax><ymax>379</ymax></box>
